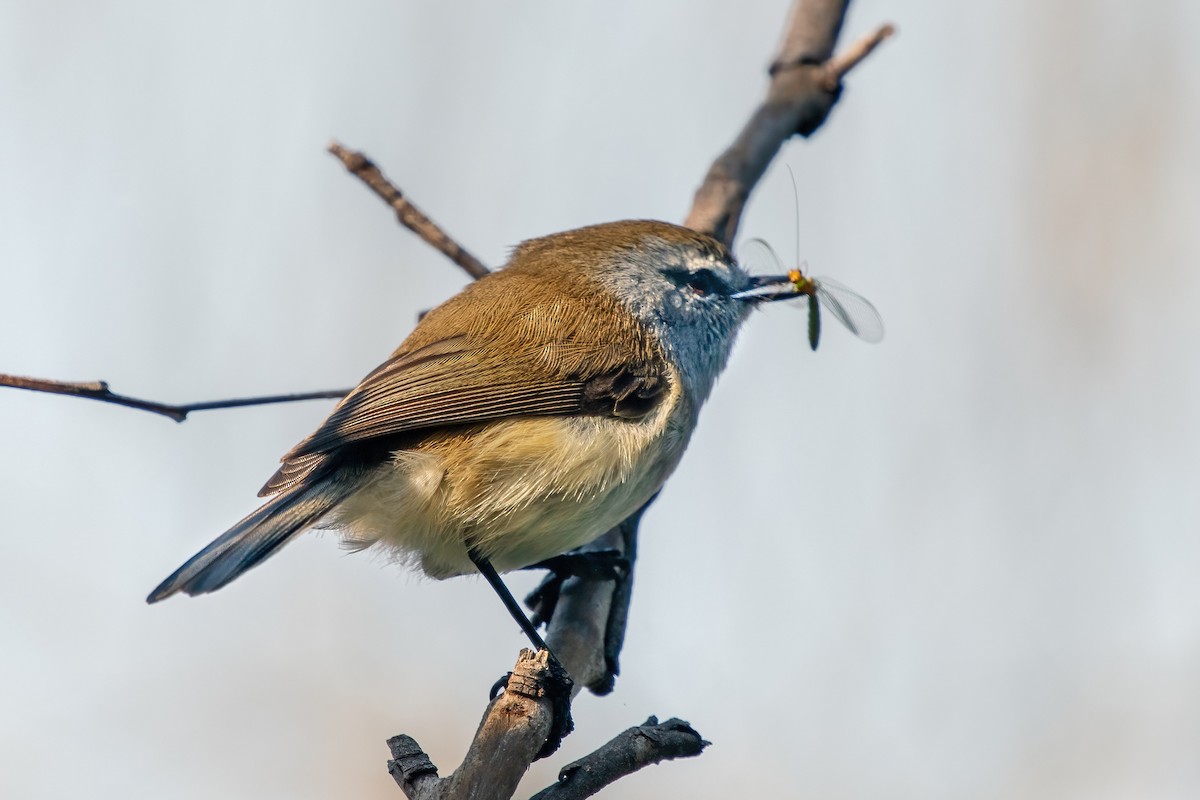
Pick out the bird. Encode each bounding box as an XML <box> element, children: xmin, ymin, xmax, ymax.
<box><xmin>147</xmin><ymin>219</ymin><xmax>806</xmax><ymax>647</ymax></box>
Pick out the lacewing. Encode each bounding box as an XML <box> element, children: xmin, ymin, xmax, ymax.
<box><xmin>738</xmin><ymin>238</ymin><xmax>884</xmax><ymax>351</ymax></box>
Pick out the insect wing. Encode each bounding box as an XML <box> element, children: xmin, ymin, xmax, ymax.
<box><xmin>813</xmin><ymin>277</ymin><xmax>884</xmax><ymax>343</ymax></box>
<box><xmin>738</xmin><ymin>237</ymin><xmax>785</xmax><ymax>275</ymax></box>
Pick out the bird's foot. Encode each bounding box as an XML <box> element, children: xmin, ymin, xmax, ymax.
<box><xmin>523</xmin><ymin>548</ymin><xmax>630</xmax><ymax>627</ymax></box>
<box><xmin>489</xmin><ymin>649</ymin><xmax>574</xmax><ymax>759</ymax></box>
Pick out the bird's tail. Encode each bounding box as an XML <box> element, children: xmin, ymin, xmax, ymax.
<box><xmin>146</xmin><ymin>477</ymin><xmax>356</xmax><ymax>603</ymax></box>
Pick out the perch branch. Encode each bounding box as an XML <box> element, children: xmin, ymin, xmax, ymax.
<box><xmin>387</xmin><ymin>658</ymin><xmax>705</xmax><ymax>800</ymax></box>
<box><xmin>0</xmin><ymin>374</ymin><xmax>346</xmax><ymax>422</ymax></box>
<box><xmin>327</xmin><ymin>141</ymin><xmax>490</xmax><ymax>280</ymax></box>
<box><xmin>530</xmin><ymin>716</ymin><xmax>709</xmax><ymax>800</ymax></box>
<box><xmin>386</xmin><ymin>649</ymin><xmax>565</xmax><ymax>800</ymax></box>
<box><xmin>686</xmin><ymin>11</ymin><xmax>895</xmax><ymax>247</ymax></box>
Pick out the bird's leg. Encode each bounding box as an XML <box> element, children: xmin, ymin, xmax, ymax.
<box><xmin>468</xmin><ymin>547</ymin><xmax>550</xmax><ymax>652</ymax></box>
<box><xmin>468</xmin><ymin>547</ymin><xmax>574</xmax><ymax>758</ymax></box>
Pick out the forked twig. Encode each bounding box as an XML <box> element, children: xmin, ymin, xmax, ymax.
<box><xmin>821</xmin><ymin>23</ymin><xmax>896</xmax><ymax>88</ymax></box>
<box><xmin>686</xmin><ymin>16</ymin><xmax>896</xmax><ymax>247</ymax></box>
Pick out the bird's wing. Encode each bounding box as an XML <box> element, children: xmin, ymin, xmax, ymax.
<box><xmin>260</xmin><ymin>268</ymin><xmax>670</xmax><ymax>496</ymax></box>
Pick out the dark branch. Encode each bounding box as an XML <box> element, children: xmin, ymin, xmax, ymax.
<box><xmin>0</xmin><ymin>374</ymin><xmax>347</xmax><ymax>423</ymax></box>
<box><xmin>530</xmin><ymin>717</ymin><xmax>709</xmax><ymax>800</ymax></box>
<box><xmin>387</xmin><ymin>661</ymin><xmax>705</xmax><ymax>800</ymax></box>
<box><xmin>685</xmin><ymin>8</ymin><xmax>895</xmax><ymax>247</ymax></box>
<box><xmin>388</xmin><ymin>649</ymin><xmax>565</xmax><ymax>800</ymax></box>
<box><xmin>327</xmin><ymin>141</ymin><xmax>490</xmax><ymax>280</ymax></box>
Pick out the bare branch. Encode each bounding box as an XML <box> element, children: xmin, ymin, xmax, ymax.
<box><xmin>530</xmin><ymin>717</ymin><xmax>709</xmax><ymax>800</ymax></box>
<box><xmin>686</xmin><ymin>0</ymin><xmax>895</xmax><ymax>247</ymax></box>
<box><xmin>0</xmin><ymin>373</ymin><xmax>346</xmax><ymax>422</ymax></box>
<box><xmin>388</xmin><ymin>649</ymin><xmax>567</xmax><ymax>800</ymax></box>
<box><xmin>327</xmin><ymin>141</ymin><xmax>490</xmax><ymax>280</ymax></box>
<box><xmin>386</xmin><ymin>655</ymin><xmax>704</xmax><ymax>800</ymax></box>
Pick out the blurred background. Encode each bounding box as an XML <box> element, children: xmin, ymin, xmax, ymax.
<box><xmin>3</xmin><ymin>1</ymin><xmax>1199</xmax><ymax>797</ymax></box>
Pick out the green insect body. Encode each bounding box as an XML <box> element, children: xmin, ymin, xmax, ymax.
<box><xmin>807</xmin><ymin>292</ymin><xmax>821</xmax><ymax>350</ymax></box>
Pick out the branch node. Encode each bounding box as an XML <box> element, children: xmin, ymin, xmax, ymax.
<box><xmin>822</xmin><ymin>22</ymin><xmax>896</xmax><ymax>89</ymax></box>
<box><xmin>386</xmin><ymin>735</ymin><xmax>439</xmax><ymax>792</ymax></box>
<box><xmin>504</xmin><ymin>652</ymin><xmax>549</xmax><ymax>699</ymax></box>
<box><xmin>502</xmin><ymin>649</ymin><xmax>574</xmax><ymax>759</ymax></box>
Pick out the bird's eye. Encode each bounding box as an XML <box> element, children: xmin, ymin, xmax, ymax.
<box><xmin>677</xmin><ymin>268</ymin><xmax>725</xmax><ymax>297</ymax></box>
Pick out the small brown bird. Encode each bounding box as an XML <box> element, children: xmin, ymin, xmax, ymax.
<box><xmin>148</xmin><ymin>220</ymin><xmax>812</xmax><ymax>645</ymax></box>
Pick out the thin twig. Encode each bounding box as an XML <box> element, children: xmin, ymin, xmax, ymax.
<box><xmin>327</xmin><ymin>141</ymin><xmax>490</xmax><ymax>280</ymax></box>
<box><xmin>0</xmin><ymin>374</ymin><xmax>347</xmax><ymax>423</ymax></box>
<box><xmin>822</xmin><ymin>23</ymin><xmax>896</xmax><ymax>88</ymax></box>
<box><xmin>530</xmin><ymin>717</ymin><xmax>709</xmax><ymax>800</ymax></box>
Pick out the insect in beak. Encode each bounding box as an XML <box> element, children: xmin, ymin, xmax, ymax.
<box><xmin>733</xmin><ymin>240</ymin><xmax>884</xmax><ymax>350</ymax></box>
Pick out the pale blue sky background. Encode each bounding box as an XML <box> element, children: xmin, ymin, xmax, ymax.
<box><xmin>3</xmin><ymin>1</ymin><xmax>1199</xmax><ymax>798</ymax></box>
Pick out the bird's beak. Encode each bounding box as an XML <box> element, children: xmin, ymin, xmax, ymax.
<box><xmin>729</xmin><ymin>275</ymin><xmax>801</xmax><ymax>303</ymax></box>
